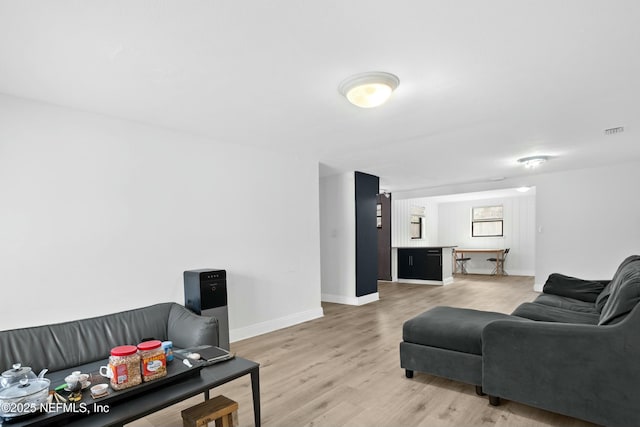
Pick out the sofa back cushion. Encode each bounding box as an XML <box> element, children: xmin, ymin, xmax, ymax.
<box><xmin>542</xmin><ymin>273</ymin><xmax>608</xmax><ymax>303</ymax></box>
<box><xmin>595</xmin><ymin>285</ymin><xmax>611</xmax><ymax>312</ymax></box>
<box><xmin>0</xmin><ymin>303</ymin><xmax>173</xmax><ymax>373</ymax></box>
<box><xmin>598</xmin><ymin>255</ymin><xmax>640</xmax><ymax>325</ymax></box>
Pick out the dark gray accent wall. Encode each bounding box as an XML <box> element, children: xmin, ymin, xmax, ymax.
<box><xmin>355</xmin><ymin>171</ymin><xmax>379</xmax><ymax>297</ymax></box>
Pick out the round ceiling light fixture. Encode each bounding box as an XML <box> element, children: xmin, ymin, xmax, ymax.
<box><xmin>338</xmin><ymin>71</ymin><xmax>400</xmax><ymax>108</ymax></box>
<box><xmin>517</xmin><ymin>155</ymin><xmax>549</xmax><ymax>168</ymax></box>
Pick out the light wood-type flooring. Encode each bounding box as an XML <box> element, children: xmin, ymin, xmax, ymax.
<box><xmin>131</xmin><ymin>275</ymin><xmax>598</xmax><ymax>427</ymax></box>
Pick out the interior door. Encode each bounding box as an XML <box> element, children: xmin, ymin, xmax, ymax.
<box><xmin>377</xmin><ymin>193</ymin><xmax>392</xmax><ymax>280</ymax></box>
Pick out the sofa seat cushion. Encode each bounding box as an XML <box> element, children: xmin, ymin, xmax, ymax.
<box><xmin>532</xmin><ymin>294</ymin><xmax>599</xmax><ymax>314</ymax></box>
<box><xmin>403</xmin><ymin>306</ymin><xmax>528</xmax><ymax>355</ymax></box>
<box><xmin>511</xmin><ymin>302</ymin><xmax>599</xmax><ymax>324</ymax></box>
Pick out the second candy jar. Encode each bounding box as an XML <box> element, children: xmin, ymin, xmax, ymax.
<box><xmin>137</xmin><ymin>340</ymin><xmax>167</xmax><ymax>382</ymax></box>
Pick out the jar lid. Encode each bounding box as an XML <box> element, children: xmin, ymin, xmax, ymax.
<box><xmin>137</xmin><ymin>340</ymin><xmax>162</xmax><ymax>351</ymax></box>
<box><xmin>110</xmin><ymin>345</ymin><xmax>138</xmax><ymax>356</ymax></box>
<box><xmin>0</xmin><ymin>378</ymin><xmax>50</xmax><ymax>399</ymax></box>
<box><xmin>1</xmin><ymin>363</ymin><xmax>32</xmax><ymax>379</ymax></box>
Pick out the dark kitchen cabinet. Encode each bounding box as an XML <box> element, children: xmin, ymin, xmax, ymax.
<box><xmin>424</xmin><ymin>248</ymin><xmax>442</xmax><ymax>280</ymax></box>
<box><xmin>397</xmin><ymin>248</ymin><xmax>442</xmax><ymax>281</ymax></box>
<box><xmin>398</xmin><ymin>248</ymin><xmax>423</xmax><ymax>279</ymax></box>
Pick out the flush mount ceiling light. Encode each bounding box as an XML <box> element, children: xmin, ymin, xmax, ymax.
<box><xmin>339</xmin><ymin>71</ymin><xmax>400</xmax><ymax>108</ymax></box>
<box><xmin>517</xmin><ymin>155</ymin><xmax>549</xmax><ymax>169</ymax></box>
<box><xmin>517</xmin><ymin>186</ymin><xmax>531</xmax><ymax>193</ymax></box>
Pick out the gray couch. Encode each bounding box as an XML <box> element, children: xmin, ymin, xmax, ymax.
<box><xmin>0</xmin><ymin>302</ymin><xmax>219</xmax><ymax>376</ymax></box>
<box><xmin>400</xmin><ymin>255</ymin><xmax>640</xmax><ymax>427</ymax></box>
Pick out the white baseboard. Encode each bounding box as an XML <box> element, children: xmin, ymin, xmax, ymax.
<box><xmin>321</xmin><ymin>292</ymin><xmax>379</xmax><ymax>306</ymax></box>
<box><xmin>356</xmin><ymin>292</ymin><xmax>379</xmax><ymax>305</ymax></box>
<box><xmin>229</xmin><ymin>307</ymin><xmax>324</xmax><ymax>343</ymax></box>
<box><xmin>399</xmin><ymin>277</ymin><xmax>455</xmax><ymax>285</ymax></box>
<box><xmin>462</xmin><ymin>268</ymin><xmax>535</xmax><ymax>277</ymax></box>
<box><xmin>534</xmin><ymin>283</ymin><xmax>544</xmax><ymax>292</ymax></box>
<box><xmin>395</xmin><ymin>279</ymin><xmax>445</xmax><ymax>286</ymax></box>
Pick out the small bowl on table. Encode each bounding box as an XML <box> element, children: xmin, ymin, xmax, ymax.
<box><xmin>90</xmin><ymin>383</ymin><xmax>109</xmax><ymax>398</ymax></box>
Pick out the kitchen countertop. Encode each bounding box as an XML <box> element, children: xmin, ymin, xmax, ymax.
<box><xmin>392</xmin><ymin>246</ymin><xmax>457</xmax><ymax>249</ymax></box>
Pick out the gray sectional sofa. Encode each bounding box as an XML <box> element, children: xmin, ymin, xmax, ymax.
<box><xmin>0</xmin><ymin>302</ymin><xmax>219</xmax><ymax>376</ymax></box>
<box><xmin>400</xmin><ymin>255</ymin><xmax>640</xmax><ymax>427</ymax></box>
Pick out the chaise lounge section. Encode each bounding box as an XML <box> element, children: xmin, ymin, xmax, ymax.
<box><xmin>400</xmin><ymin>255</ymin><xmax>640</xmax><ymax>427</ymax></box>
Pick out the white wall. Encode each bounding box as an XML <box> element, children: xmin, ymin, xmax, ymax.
<box><xmin>438</xmin><ymin>195</ymin><xmax>536</xmax><ymax>276</ymax></box>
<box><xmin>319</xmin><ymin>173</ymin><xmax>356</xmax><ymax>303</ymax></box>
<box><xmin>535</xmin><ymin>162</ymin><xmax>640</xmax><ymax>289</ymax></box>
<box><xmin>0</xmin><ymin>94</ymin><xmax>323</xmax><ymax>339</ymax></box>
<box><xmin>391</xmin><ymin>197</ymin><xmax>439</xmax><ymax>247</ymax></box>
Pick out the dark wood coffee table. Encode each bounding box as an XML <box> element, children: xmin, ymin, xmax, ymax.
<box><xmin>3</xmin><ymin>357</ymin><xmax>260</xmax><ymax>427</ymax></box>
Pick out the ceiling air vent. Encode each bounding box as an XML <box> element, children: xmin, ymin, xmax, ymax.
<box><xmin>604</xmin><ymin>126</ymin><xmax>624</xmax><ymax>135</ymax></box>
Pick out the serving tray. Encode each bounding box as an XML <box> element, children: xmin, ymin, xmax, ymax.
<box><xmin>2</xmin><ymin>359</ymin><xmax>202</xmax><ymax>425</ymax></box>
<box><xmin>80</xmin><ymin>357</ymin><xmax>203</xmax><ymax>409</ymax></box>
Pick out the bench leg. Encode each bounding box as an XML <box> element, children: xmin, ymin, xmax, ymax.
<box><xmin>182</xmin><ymin>395</ymin><xmax>239</xmax><ymax>427</ymax></box>
<box><xmin>405</xmin><ymin>369</ymin><xmax>414</xmax><ymax>378</ymax></box>
<box><xmin>251</xmin><ymin>367</ymin><xmax>261</xmax><ymax>427</ymax></box>
<box><xmin>215</xmin><ymin>412</ymin><xmax>238</xmax><ymax>427</ymax></box>
<box><xmin>475</xmin><ymin>385</ymin><xmax>485</xmax><ymax>396</ymax></box>
<box><xmin>489</xmin><ymin>395</ymin><xmax>501</xmax><ymax>406</ymax></box>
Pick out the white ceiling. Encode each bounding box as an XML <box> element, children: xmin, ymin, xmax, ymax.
<box><xmin>1</xmin><ymin>1</ymin><xmax>639</xmax><ymax>192</ymax></box>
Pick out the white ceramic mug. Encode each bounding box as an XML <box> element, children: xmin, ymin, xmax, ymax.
<box><xmin>99</xmin><ymin>366</ymin><xmax>113</xmax><ymax>378</ymax></box>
